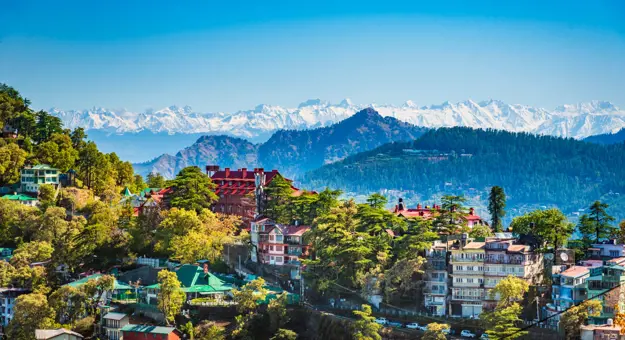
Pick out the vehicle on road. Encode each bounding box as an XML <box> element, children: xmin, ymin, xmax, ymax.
<box><xmin>442</xmin><ymin>327</ymin><xmax>450</xmax><ymax>334</ymax></box>
<box><xmin>387</xmin><ymin>321</ymin><xmax>403</xmax><ymax>328</ymax></box>
<box><xmin>480</xmin><ymin>333</ymin><xmax>489</xmax><ymax>339</ymax></box>
<box><xmin>417</xmin><ymin>325</ymin><xmax>428</xmax><ymax>331</ymax></box>
<box><xmin>406</xmin><ymin>323</ymin><xmax>419</xmax><ymax>329</ymax></box>
<box><xmin>461</xmin><ymin>330</ymin><xmax>476</xmax><ymax>338</ymax></box>
<box><xmin>374</xmin><ymin>317</ymin><xmax>388</xmax><ymax>325</ymax></box>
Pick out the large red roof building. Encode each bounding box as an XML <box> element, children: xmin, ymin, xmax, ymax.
<box><xmin>392</xmin><ymin>198</ymin><xmax>487</xmax><ymax>228</ymax></box>
<box><xmin>206</xmin><ymin>166</ymin><xmax>299</xmax><ymax>225</ymax></box>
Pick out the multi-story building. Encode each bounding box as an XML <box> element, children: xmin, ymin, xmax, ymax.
<box><xmin>250</xmin><ymin>217</ymin><xmax>311</xmax><ymax>280</ymax></box>
<box><xmin>590</xmin><ymin>240</ymin><xmax>625</xmax><ymax>259</ymax></box>
<box><xmin>587</xmin><ymin>258</ymin><xmax>625</xmax><ymax>324</ymax></box>
<box><xmin>102</xmin><ymin>312</ymin><xmax>130</xmax><ymax>340</ymax></box>
<box><xmin>449</xmin><ymin>237</ymin><xmax>486</xmax><ymax>317</ymax></box>
<box><xmin>551</xmin><ymin>265</ymin><xmax>590</xmax><ymax>312</ymax></box>
<box><xmin>207</xmin><ymin>166</ymin><xmax>303</xmax><ymax>226</ymax></box>
<box><xmin>424</xmin><ymin>241</ymin><xmax>449</xmax><ymax>315</ymax></box>
<box><xmin>20</xmin><ymin>164</ymin><xmax>60</xmax><ymax>193</ymax></box>
<box><xmin>483</xmin><ymin>238</ymin><xmax>544</xmax><ymax>309</ymax></box>
<box><xmin>0</xmin><ymin>288</ymin><xmax>30</xmax><ymax>336</ymax></box>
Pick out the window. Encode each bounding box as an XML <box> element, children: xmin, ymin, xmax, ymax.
<box><xmin>269</xmin><ymin>246</ymin><xmax>274</xmax><ymax>251</ymax></box>
<box><xmin>467</xmin><ymin>278</ymin><xmax>474</xmax><ymax>283</ymax></box>
<box><xmin>269</xmin><ymin>235</ymin><xmax>274</xmax><ymax>241</ymax></box>
<box><xmin>276</xmin><ymin>246</ymin><xmax>283</xmax><ymax>252</ymax></box>
<box><xmin>276</xmin><ymin>235</ymin><xmax>283</xmax><ymax>242</ymax></box>
<box><xmin>455</xmin><ymin>266</ymin><xmax>462</xmax><ymax>271</ymax></box>
<box><xmin>270</xmin><ymin>256</ymin><xmax>275</xmax><ymax>261</ymax></box>
<box><xmin>610</xmin><ymin>250</ymin><xmax>620</xmax><ymax>257</ymax></box>
<box><xmin>276</xmin><ymin>256</ymin><xmax>283</xmax><ymax>263</ymax></box>
<box><xmin>455</xmin><ymin>278</ymin><xmax>462</xmax><ymax>283</ymax></box>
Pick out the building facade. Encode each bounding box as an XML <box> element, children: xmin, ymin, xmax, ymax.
<box><xmin>20</xmin><ymin>164</ymin><xmax>60</xmax><ymax>193</ymax></box>
<box><xmin>449</xmin><ymin>238</ymin><xmax>486</xmax><ymax>317</ymax></box>
<box><xmin>424</xmin><ymin>241</ymin><xmax>449</xmax><ymax>315</ymax></box>
<box><xmin>102</xmin><ymin>312</ymin><xmax>130</xmax><ymax>340</ymax></box>
<box><xmin>250</xmin><ymin>217</ymin><xmax>311</xmax><ymax>280</ymax></box>
<box><xmin>0</xmin><ymin>288</ymin><xmax>30</xmax><ymax>336</ymax></box>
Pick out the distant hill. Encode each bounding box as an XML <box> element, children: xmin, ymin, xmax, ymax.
<box><xmin>302</xmin><ymin>127</ymin><xmax>625</xmax><ymax>220</ymax></box>
<box><xmin>584</xmin><ymin>128</ymin><xmax>625</xmax><ymax>145</ymax></box>
<box><xmin>134</xmin><ymin>108</ymin><xmax>426</xmax><ymax>178</ymax></box>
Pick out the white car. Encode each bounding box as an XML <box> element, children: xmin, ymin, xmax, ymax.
<box><xmin>374</xmin><ymin>317</ymin><xmax>388</xmax><ymax>325</ymax></box>
<box><xmin>406</xmin><ymin>323</ymin><xmax>419</xmax><ymax>329</ymax></box>
<box><xmin>442</xmin><ymin>328</ymin><xmax>451</xmax><ymax>334</ymax></box>
<box><xmin>480</xmin><ymin>333</ymin><xmax>489</xmax><ymax>339</ymax></box>
<box><xmin>461</xmin><ymin>330</ymin><xmax>476</xmax><ymax>338</ymax></box>
<box><xmin>417</xmin><ymin>325</ymin><xmax>428</xmax><ymax>331</ymax></box>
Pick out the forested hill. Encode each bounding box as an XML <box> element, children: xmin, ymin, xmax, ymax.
<box><xmin>584</xmin><ymin>128</ymin><xmax>625</xmax><ymax>145</ymax></box>
<box><xmin>302</xmin><ymin>127</ymin><xmax>625</xmax><ymax>219</ymax></box>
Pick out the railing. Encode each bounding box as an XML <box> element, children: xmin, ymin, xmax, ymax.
<box><xmin>427</xmin><ymin>262</ymin><xmax>447</xmax><ymax>270</ymax></box>
<box><xmin>484</xmin><ymin>258</ymin><xmax>527</xmax><ymax>265</ymax></box>
<box><xmin>451</xmin><ymin>295</ymin><xmax>485</xmax><ymax>301</ymax></box>
<box><xmin>287</xmin><ymin>250</ymin><xmax>303</xmax><ymax>256</ymax></box>
<box><xmin>286</xmin><ymin>260</ymin><xmax>301</xmax><ymax>266</ymax></box>
<box><xmin>450</xmin><ymin>258</ymin><xmax>484</xmax><ymax>263</ymax></box>
<box><xmin>452</xmin><ymin>270</ymin><xmax>483</xmax><ymax>275</ymax></box>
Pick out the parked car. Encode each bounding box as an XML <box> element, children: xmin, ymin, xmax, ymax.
<box><xmin>417</xmin><ymin>325</ymin><xmax>428</xmax><ymax>331</ymax></box>
<box><xmin>461</xmin><ymin>330</ymin><xmax>476</xmax><ymax>338</ymax></box>
<box><xmin>480</xmin><ymin>333</ymin><xmax>489</xmax><ymax>339</ymax></box>
<box><xmin>387</xmin><ymin>321</ymin><xmax>403</xmax><ymax>328</ymax></box>
<box><xmin>406</xmin><ymin>323</ymin><xmax>419</xmax><ymax>329</ymax></box>
<box><xmin>442</xmin><ymin>328</ymin><xmax>450</xmax><ymax>334</ymax></box>
<box><xmin>374</xmin><ymin>317</ymin><xmax>388</xmax><ymax>325</ymax></box>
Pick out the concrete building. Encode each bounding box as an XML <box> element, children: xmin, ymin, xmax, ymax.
<box><xmin>121</xmin><ymin>325</ymin><xmax>182</xmax><ymax>340</ymax></box>
<box><xmin>20</xmin><ymin>164</ymin><xmax>60</xmax><ymax>193</ymax></box>
<box><xmin>1</xmin><ymin>193</ymin><xmax>38</xmax><ymax>206</ymax></box>
<box><xmin>551</xmin><ymin>265</ymin><xmax>591</xmax><ymax>312</ymax></box>
<box><xmin>250</xmin><ymin>217</ymin><xmax>311</xmax><ymax>280</ymax></box>
<box><xmin>424</xmin><ymin>241</ymin><xmax>449</xmax><ymax>315</ymax></box>
<box><xmin>449</xmin><ymin>237</ymin><xmax>485</xmax><ymax>317</ymax></box>
<box><xmin>0</xmin><ymin>288</ymin><xmax>30</xmax><ymax>336</ymax></box>
<box><xmin>35</xmin><ymin>328</ymin><xmax>84</xmax><ymax>340</ymax></box>
<box><xmin>102</xmin><ymin>312</ymin><xmax>130</xmax><ymax>340</ymax></box>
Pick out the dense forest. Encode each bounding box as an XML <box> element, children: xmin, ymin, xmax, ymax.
<box><xmin>303</xmin><ymin>127</ymin><xmax>625</xmax><ymax>220</ymax></box>
<box><xmin>584</xmin><ymin>128</ymin><xmax>625</xmax><ymax>145</ymax></box>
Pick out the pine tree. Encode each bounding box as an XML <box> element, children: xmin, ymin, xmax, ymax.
<box><xmin>488</xmin><ymin>186</ymin><xmax>506</xmax><ymax>232</ymax></box>
<box><xmin>578</xmin><ymin>201</ymin><xmax>615</xmax><ymax>244</ymax></box>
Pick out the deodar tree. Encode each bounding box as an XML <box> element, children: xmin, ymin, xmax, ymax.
<box><xmin>488</xmin><ymin>186</ymin><xmax>506</xmax><ymax>232</ymax></box>
<box><xmin>157</xmin><ymin>269</ymin><xmax>186</xmax><ymax>326</ymax></box>
<box><xmin>352</xmin><ymin>304</ymin><xmax>382</xmax><ymax>340</ymax></box>
<box><xmin>167</xmin><ymin>166</ymin><xmax>218</xmax><ymax>213</ymax></box>
<box><xmin>578</xmin><ymin>200</ymin><xmax>615</xmax><ymax>244</ymax></box>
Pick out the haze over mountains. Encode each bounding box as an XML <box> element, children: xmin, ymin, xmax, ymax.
<box><xmin>133</xmin><ymin>108</ymin><xmax>426</xmax><ymax>178</ymax></box>
<box><xmin>51</xmin><ymin>99</ymin><xmax>625</xmax><ymax>143</ymax></box>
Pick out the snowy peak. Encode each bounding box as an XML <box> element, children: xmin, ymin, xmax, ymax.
<box><xmin>50</xmin><ymin>99</ymin><xmax>625</xmax><ymax>140</ymax></box>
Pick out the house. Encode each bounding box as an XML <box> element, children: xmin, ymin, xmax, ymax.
<box><xmin>0</xmin><ymin>288</ymin><xmax>31</xmax><ymax>335</ymax></box>
<box><xmin>144</xmin><ymin>264</ymin><xmax>233</xmax><ymax>304</ymax></box>
<box><xmin>135</xmin><ymin>188</ymin><xmax>171</xmax><ymax>216</ymax></box>
<box><xmin>586</xmin><ymin>261</ymin><xmax>625</xmax><ymax>324</ymax></box>
<box><xmin>551</xmin><ymin>265</ymin><xmax>590</xmax><ymax>312</ymax></box>
<box><xmin>2</xmin><ymin>125</ymin><xmax>18</xmax><ymax>139</ymax></box>
<box><xmin>120</xmin><ymin>324</ymin><xmax>182</xmax><ymax>340</ymax></box>
<box><xmin>120</xmin><ymin>187</ymin><xmax>145</xmax><ymax>209</ymax></box>
<box><xmin>1</xmin><ymin>193</ymin><xmax>38</xmax><ymax>206</ymax></box>
<box><xmin>207</xmin><ymin>166</ymin><xmax>303</xmax><ymax>226</ymax></box>
<box><xmin>449</xmin><ymin>236</ymin><xmax>486</xmax><ymax>317</ymax></box>
<box><xmin>424</xmin><ymin>241</ymin><xmax>450</xmax><ymax>316</ymax></box>
<box><xmin>102</xmin><ymin>312</ymin><xmax>130</xmax><ymax>340</ymax></box>
<box><xmin>64</xmin><ymin>274</ymin><xmax>135</xmax><ymax>303</ymax></box>
<box><xmin>590</xmin><ymin>240</ymin><xmax>625</xmax><ymax>259</ymax></box>
<box><xmin>20</xmin><ymin>164</ymin><xmax>60</xmax><ymax>193</ymax></box>
<box><xmin>0</xmin><ymin>248</ymin><xmax>13</xmax><ymax>262</ymax></box>
<box><xmin>392</xmin><ymin>198</ymin><xmax>487</xmax><ymax>229</ymax></box>
<box><xmin>250</xmin><ymin>217</ymin><xmax>311</xmax><ymax>279</ymax></box>
<box><xmin>35</xmin><ymin>328</ymin><xmax>84</xmax><ymax>340</ymax></box>
<box><xmin>482</xmin><ymin>238</ymin><xmax>544</xmax><ymax>310</ymax></box>
<box><xmin>581</xmin><ymin>320</ymin><xmax>623</xmax><ymax>340</ymax></box>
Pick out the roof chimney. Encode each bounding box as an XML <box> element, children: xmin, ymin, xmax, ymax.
<box><xmin>242</xmin><ymin>168</ymin><xmax>247</xmax><ymax>178</ymax></box>
<box><xmin>469</xmin><ymin>207</ymin><xmax>474</xmax><ymax>216</ymax></box>
<box><xmin>417</xmin><ymin>203</ymin><xmax>421</xmax><ymax>210</ymax></box>
<box><xmin>272</xmin><ymin>169</ymin><xmax>278</xmax><ymax>174</ymax></box>
<box><xmin>608</xmin><ymin>318</ymin><xmax>614</xmax><ymax>326</ymax></box>
<box><xmin>398</xmin><ymin>198</ymin><xmax>404</xmax><ymax>211</ymax></box>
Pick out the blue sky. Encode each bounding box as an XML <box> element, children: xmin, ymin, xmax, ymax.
<box><xmin>1</xmin><ymin>0</ymin><xmax>624</xmax><ymax>112</ymax></box>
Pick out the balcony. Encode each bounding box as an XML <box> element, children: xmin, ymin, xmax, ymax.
<box><xmin>450</xmin><ymin>257</ymin><xmax>484</xmax><ymax>263</ymax></box>
<box><xmin>451</xmin><ymin>295</ymin><xmax>485</xmax><ymax>301</ymax></box>
<box><xmin>285</xmin><ymin>237</ymin><xmax>302</xmax><ymax>245</ymax></box>
<box><xmin>484</xmin><ymin>258</ymin><xmax>526</xmax><ymax>265</ymax></box>
<box><xmin>426</xmin><ymin>277</ymin><xmax>447</xmax><ymax>282</ymax></box>
<box><xmin>286</xmin><ymin>260</ymin><xmax>302</xmax><ymax>266</ymax></box>
<box><xmin>452</xmin><ymin>270</ymin><xmax>484</xmax><ymax>275</ymax></box>
<box><xmin>427</xmin><ymin>262</ymin><xmax>447</xmax><ymax>271</ymax></box>
<box><xmin>287</xmin><ymin>249</ymin><xmax>303</xmax><ymax>256</ymax></box>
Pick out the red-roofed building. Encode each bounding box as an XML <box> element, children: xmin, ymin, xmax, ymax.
<box><xmin>392</xmin><ymin>198</ymin><xmax>487</xmax><ymax>229</ymax></box>
<box><xmin>250</xmin><ymin>217</ymin><xmax>311</xmax><ymax>279</ymax></box>
<box><xmin>207</xmin><ymin>166</ymin><xmax>299</xmax><ymax>226</ymax></box>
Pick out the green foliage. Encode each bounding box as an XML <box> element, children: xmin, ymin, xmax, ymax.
<box><xmin>488</xmin><ymin>186</ymin><xmax>506</xmax><ymax>232</ymax></box>
<box><xmin>267</xmin><ymin>292</ymin><xmax>290</xmax><ymax>334</ymax></box>
<box><xmin>146</xmin><ymin>172</ymin><xmax>168</xmax><ymax>188</ymax></box>
<box><xmin>423</xmin><ymin>323</ymin><xmax>450</xmax><ymax>340</ymax></box>
<box><xmin>6</xmin><ymin>293</ymin><xmax>56</xmax><ymax>340</ymax></box>
<box><xmin>270</xmin><ymin>329</ymin><xmax>298</xmax><ymax>340</ymax></box>
<box><xmin>509</xmin><ymin>208</ymin><xmax>574</xmax><ymax>250</ymax></box>
<box><xmin>167</xmin><ymin>166</ymin><xmax>218</xmax><ymax>212</ymax></box>
<box><xmin>560</xmin><ymin>299</ymin><xmax>602</xmax><ymax>339</ymax></box>
<box><xmin>483</xmin><ymin>303</ymin><xmax>526</xmax><ymax>340</ymax></box>
<box><xmin>304</xmin><ymin>127</ymin><xmax>625</xmax><ymax>221</ymax></box>
<box><xmin>195</xmin><ymin>321</ymin><xmax>226</xmax><ymax>340</ymax></box>
<box><xmin>352</xmin><ymin>304</ymin><xmax>382</xmax><ymax>340</ymax></box>
<box><xmin>157</xmin><ymin>269</ymin><xmax>186</xmax><ymax>325</ymax></box>
<box><xmin>578</xmin><ymin>200</ymin><xmax>615</xmax><ymax>244</ymax></box>
<box><xmin>34</xmin><ymin>133</ymin><xmax>78</xmax><ymax>172</ymax></box>
<box><xmin>38</xmin><ymin>183</ymin><xmax>57</xmax><ymax>207</ymax></box>
<box><xmin>469</xmin><ymin>223</ymin><xmax>494</xmax><ymax>238</ymax></box>
<box><xmin>433</xmin><ymin>195</ymin><xmax>469</xmax><ymax>235</ymax></box>
<box><xmin>382</xmin><ymin>257</ymin><xmax>425</xmax><ymax>304</ymax></box>
<box><xmin>0</xmin><ymin>142</ymin><xmax>27</xmax><ymax>185</ymax></box>
<box><xmin>232</xmin><ymin>277</ymin><xmax>268</xmax><ymax>313</ymax></box>
<box><xmin>264</xmin><ymin>174</ymin><xmax>295</xmax><ymax>224</ymax></box>
<box><xmin>489</xmin><ymin>275</ymin><xmax>529</xmax><ymax>309</ymax></box>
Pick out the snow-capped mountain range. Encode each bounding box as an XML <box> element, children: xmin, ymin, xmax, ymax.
<box><xmin>49</xmin><ymin>99</ymin><xmax>625</xmax><ymax>140</ymax></box>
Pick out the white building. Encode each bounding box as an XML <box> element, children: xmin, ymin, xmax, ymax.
<box><xmin>424</xmin><ymin>241</ymin><xmax>449</xmax><ymax>316</ymax></box>
<box><xmin>20</xmin><ymin>164</ymin><xmax>60</xmax><ymax>193</ymax></box>
<box><xmin>0</xmin><ymin>288</ymin><xmax>30</xmax><ymax>335</ymax></box>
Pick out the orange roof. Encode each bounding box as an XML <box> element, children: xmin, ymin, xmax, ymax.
<box><xmin>507</xmin><ymin>245</ymin><xmax>528</xmax><ymax>253</ymax></box>
<box><xmin>463</xmin><ymin>242</ymin><xmax>485</xmax><ymax>250</ymax></box>
<box><xmin>608</xmin><ymin>257</ymin><xmax>625</xmax><ymax>265</ymax></box>
<box><xmin>560</xmin><ymin>266</ymin><xmax>590</xmax><ymax>278</ymax></box>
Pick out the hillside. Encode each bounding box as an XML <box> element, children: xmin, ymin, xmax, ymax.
<box><xmin>302</xmin><ymin>127</ymin><xmax>625</xmax><ymax>220</ymax></box>
<box><xmin>584</xmin><ymin>128</ymin><xmax>625</xmax><ymax>145</ymax></box>
<box><xmin>134</xmin><ymin>108</ymin><xmax>426</xmax><ymax>178</ymax></box>
<box><xmin>133</xmin><ymin>136</ymin><xmax>258</xmax><ymax>178</ymax></box>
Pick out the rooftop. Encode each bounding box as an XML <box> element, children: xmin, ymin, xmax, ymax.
<box><xmin>65</xmin><ymin>273</ymin><xmax>133</xmax><ymax>290</ymax></box>
<box><xmin>1</xmin><ymin>194</ymin><xmax>37</xmax><ymax>201</ymax></box>
<box><xmin>463</xmin><ymin>242</ymin><xmax>486</xmax><ymax>250</ymax></box>
<box><xmin>121</xmin><ymin>324</ymin><xmax>178</xmax><ymax>334</ymax></box>
<box><xmin>145</xmin><ymin>265</ymin><xmax>232</xmax><ymax>293</ymax></box>
<box><xmin>103</xmin><ymin>312</ymin><xmax>128</xmax><ymax>321</ymax></box>
<box><xmin>36</xmin><ymin>328</ymin><xmax>83</xmax><ymax>339</ymax></box>
<box><xmin>560</xmin><ymin>266</ymin><xmax>590</xmax><ymax>278</ymax></box>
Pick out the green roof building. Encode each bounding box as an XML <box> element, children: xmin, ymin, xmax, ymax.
<box><xmin>1</xmin><ymin>193</ymin><xmax>38</xmax><ymax>207</ymax></box>
<box><xmin>20</xmin><ymin>164</ymin><xmax>60</xmax><ymax>193</ymax></box>
<box><xmin>144</xmin><ymin>264</ymin><xmax>233</xmax><ymax>304</ymax></box>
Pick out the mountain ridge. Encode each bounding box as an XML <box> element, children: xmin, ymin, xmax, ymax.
<box><xmin>133</xmin><ymin>108</ymin><xmax>426</xmax><ymax>178</ymax></box>
<box><xmin>50</xmin><ymin>99</ymin><xmax>625</xmax><ymax>141</ymax></box>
